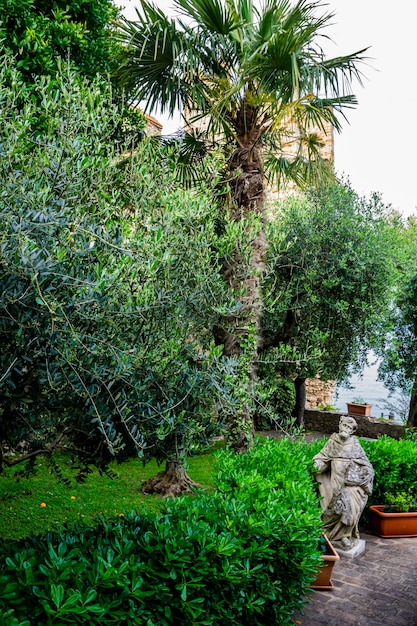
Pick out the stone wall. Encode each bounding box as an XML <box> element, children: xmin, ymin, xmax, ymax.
<box><xmin>304</xmin><ymin>408</ymin><xmax>404</xmax><ymax>440</ymax></box>
<box><xmin>305</xmin><ymin>378</ymin><xmax>336</xmax><ymax>409</ymax></box>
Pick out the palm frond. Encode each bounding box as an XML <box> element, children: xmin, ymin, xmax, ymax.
<box><xmin>174</xmin><ymin>0</ymin><xmax>236</xmax><ymax>34</ymax></box>
<box><xmin>115</xmin><ymin>7</ymin><xmax>186</xmax><ymax>115</ymax></box>
<box><xmin>160</xmin><ymin>128</ymin><xmax>217</xmax><ymax>188</ymax></box>
<box><xmin>292</xmin><ymin>95</ymin><xmax>357</xmax><ymax>134</ymax></box>
<box><xmin>265</xmin><ymin>151</ymin><xmax>335</xmax><ymax>191</ymax></box>
<box><xmin>113</xmin><ymin>0</ymin><xmax>369</xmax><ymax>197</ymax></box>
<box><xmin>317</xmin><ymin>50</ymin><xmax>370</xmax><ymax>97</ymax></box>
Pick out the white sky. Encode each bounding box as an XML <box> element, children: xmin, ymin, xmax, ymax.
<box><xmin>117</xmin><ymin>0</ymin><xmax>417</xmax><ymax>217</ymax></box>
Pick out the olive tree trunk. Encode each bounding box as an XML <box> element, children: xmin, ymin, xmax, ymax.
<box><xmin>141</xmin><ymin>460</ymin><xmax>200</xmax><ymax>498</ymax></box>
<box><xmin>407</xmin><ymin>378</ymin><xmax>417</xmax><ymax>428</ymax></box>
<box><xmin>293</xmin><ymin>376</ymin><xmax>307</xmax><ymax>427</ymax></box>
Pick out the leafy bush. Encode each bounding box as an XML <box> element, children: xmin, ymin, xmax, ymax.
<box><xmin>361</xmin><ymin>436</ymin><xmax>417</xmax><ymax>507</ymax></box>
<box><xmin>0</xmin><ymin>0</ymin><xmax>120</xmax><ymax>81</ymax></box>
<box><xmin>0</xmin><ymin>439</ymin><xmax>323</xmax><ymax>625</ymax></box>
<box><xmin>384</xmin><ymin>491</ymin><xmax>417</xmax><ymax>513</ymax></box>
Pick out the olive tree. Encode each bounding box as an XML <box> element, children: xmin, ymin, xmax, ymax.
<box><xmin>259</xmin><ymin>182</ymin><xmax>403</xmax><ymax>425</ymax></box>
<box><xmin>0</xmin><ymin>57</ymin><xmax>235</xmax><ymax>495</ymax></box>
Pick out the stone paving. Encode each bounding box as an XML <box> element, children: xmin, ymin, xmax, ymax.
<box><xmin>292</xmin><ymin>531</ymin><xmax>417</xmax><ymax>626</ymax></box>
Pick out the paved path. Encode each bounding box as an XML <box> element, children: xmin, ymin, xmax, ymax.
<box><xmin>292</xmin><ymin>531</ymin><xmax>417</xmax><ymax>626</ymax></box>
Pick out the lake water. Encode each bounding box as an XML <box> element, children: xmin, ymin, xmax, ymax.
<box><xmin>333</xmin><ymin>353</ymin><xmax>408</xmax><ymax>423</ymax></box>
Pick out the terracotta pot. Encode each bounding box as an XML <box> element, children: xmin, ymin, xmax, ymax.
<box><xmin>346</xmin><ymin>402</ymin><xmax>372</xmax><ymax>417</ymax></box>
<box><xmin>310</xmin><ymin>535</ymin><xmax>340</xmax><ymax>590</ymax></box>
<box><xmin>370</xmin><ymin>505</ymin><xmax>417</xmax><ymax>538</ymax></box>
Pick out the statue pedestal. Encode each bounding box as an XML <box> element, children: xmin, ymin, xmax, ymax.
<box><xmin>335</xmin><ymin>539</ymin><xmax>366</xmax><ymax>559</ymax></box>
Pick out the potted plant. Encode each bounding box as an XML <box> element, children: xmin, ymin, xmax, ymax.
<box><xmin>346</xmin><ymin>397</ymin><xmax>373</xmax><ymax>417</ymax></box>
<box><xmin>310</xmin><ymin>534</ymin><xmax>340</xmax><ymax>590</ymax></box>
<box><xmin>370</xmin><ymin>491</ymin><xmax>417</xmax><ymax>538</ymax></box>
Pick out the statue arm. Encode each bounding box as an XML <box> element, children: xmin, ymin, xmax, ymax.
<box><xmin>313</xmin><ymin>437</ymin><xmax>334</xmax><ymax>473</ymax></box>
<box><xmin>313</xmin><ymin>452</ymin><xmax>330</xmax><ymax>473</ymax></box>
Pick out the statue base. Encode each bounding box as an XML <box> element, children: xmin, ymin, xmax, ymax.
<box><xmin>334</xmin><ymin>538</ymin><xmax>366</xmax><ymax>559</ymax></box>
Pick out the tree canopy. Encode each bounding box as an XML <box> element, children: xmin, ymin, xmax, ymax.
<box><xmin>115</xmin><ymin>0</ymin><xmax>368</xmax><ymax>194</ymax></box>
<box><xmin>376</xmin><ymin>217</ymin><xmax>417</xmax><ymax>426</ymax></box>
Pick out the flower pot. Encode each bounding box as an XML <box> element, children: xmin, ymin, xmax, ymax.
<box><xmin>310</xmin><ymin>535</ymin><xmax>340</xmax><ymax>590</ymax></box>
<box><xmin>346</xmin><ymin>402</ymin><xmax>372</xmax><ymax>417</ymax></box>
<box><xmin>369</xmin><ymin>505</ymin><xmax>417</xmax><ymax>538</ymax></box>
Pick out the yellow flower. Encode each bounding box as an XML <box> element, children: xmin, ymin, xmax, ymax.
<box><xmin>70</xmin><ymin>496</ymin><xmax>76</xmax><ymax>500</ymax></box>
<box><xmin>40</xmin><ymin>502</ymin><xmax>47</xmax><ymax>508</ymax></box>
<box><xmin>118</xmin><ymin>513</ymin><xmax>124</xmax><ymax>518</ymax></box>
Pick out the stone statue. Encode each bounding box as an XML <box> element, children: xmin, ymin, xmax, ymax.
<box><xmin>313</xmin><ymin>416</ymin><xmax>374</xmax><ymax>551</ymax></box>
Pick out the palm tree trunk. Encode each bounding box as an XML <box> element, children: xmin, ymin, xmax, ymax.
<box><xmin>215</xmin><ymin>136</ymin><xmax>267</xmax><ymax>452</ymax></box>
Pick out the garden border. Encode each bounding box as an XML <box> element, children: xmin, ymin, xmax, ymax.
<box><xmin>304</xmin><ymin>409</ymin><xmax>404</xmax><ymax>440</ymax></box>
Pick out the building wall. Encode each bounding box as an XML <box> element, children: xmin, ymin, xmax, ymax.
<box><xmin>145</xmin><ymin>114</ymin><xmax>163</xmax><ymax>136</ymax></box>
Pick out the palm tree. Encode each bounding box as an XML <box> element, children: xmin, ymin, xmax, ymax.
<box><xmin>115</xmin><ymin>0</ymin><xmax>368</xmax><ymax>452</ymax></box>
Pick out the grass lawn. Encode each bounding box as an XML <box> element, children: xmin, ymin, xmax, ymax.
<box><xmin>0</xmin><ymin>443</ymin><xmax>222</xmax><ymax>541</ymax></box>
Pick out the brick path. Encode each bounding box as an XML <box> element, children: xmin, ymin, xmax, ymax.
<box><xmin>292</xmin><ymin>531</ymin><xmax>417</xmax><ymax>626</ymax></box>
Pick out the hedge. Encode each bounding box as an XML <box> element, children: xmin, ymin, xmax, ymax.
<box><xmin>0</xmin><ymin>438</ymin><xmax>323</xmax><ymax>625</ymax></box>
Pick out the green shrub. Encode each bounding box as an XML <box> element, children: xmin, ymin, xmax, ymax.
<box><xmin>384</xmin><ymin>491</ymin><xmax>417</xmax><ymax>513</ymax></box>
<box><xmin>361</xmin><ymin>436</ymin><xmax>417</xmax><ymax>507</ymax></box>
<box><xmin>0</xmin><ymin>438</ymin><xmax>323</xmax><ymax>625</ymax></box>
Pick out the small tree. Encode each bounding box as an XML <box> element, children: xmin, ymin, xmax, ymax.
<box><xmin>259</xmin><ymin>182</ymin><xmax>403</xmax><ymax>425</ymax></box>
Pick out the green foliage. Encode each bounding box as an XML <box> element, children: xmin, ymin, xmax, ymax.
<box><xmin>0</xmin><ymin>438</ymin><xmax>323</xmax><ymax>625</ymax></box>
<box><xmin>361</xmin><ymin>437</ymin><xmax>417</xmax><ymax>509</ymax></box>
<box><xmin>254</xmin><ymin>376</ymin><xmax>295</xmax><ymax>430</ymax></box>
<box><xmin>384</xmin><ymin>491</ymin><xmax>417</xmax><ymax>513</ymax></box>
<box><xmin>316</xmin><ymin>404</ymin><xmax>339</xmax><ymax>412</ymax></box>
<box><xmin>371</xmin><ymin>216</ymin><xmax>417</xmax><ymax>424</ymax></box>
<box><xmin>0</xmin><ymin>57</ymin><xmax>234</xmax><ymax>474</ymax></box>
<box><xmin>114</xmin><ymin>0</ymin><xmax>367</xmax><ymax>191</ymax></box>
<box><xmin>404</xmin><ymin>427</ymin><xmax>417</xmax><ymax>442</ymax></box>
<box><xmin>262</xmin><ymin>182</ymin><xmax>403</xmax><ymax>384</ymax></box>
<box><xmin>377</xmin><ymin>267</ymin><xmax>417</xmax><ymax>425</ymax></box>
<box><xmin>0</xmin><ymin>0</ymin><xmax>120</xmax><ymax>80</ymax></box>
<box><xmin>0</xmin><ymin>1</ymin><xmax>140</xmax><ymax>147</ymax></box>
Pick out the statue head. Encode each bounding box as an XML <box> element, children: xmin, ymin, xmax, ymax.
<box><xmin>339</xmin><ymin>415</ymin><xmax>357</xmax><ymax>440</ymax></box>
